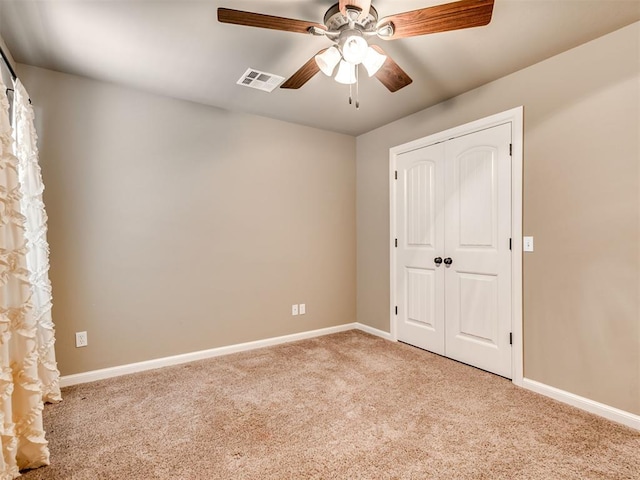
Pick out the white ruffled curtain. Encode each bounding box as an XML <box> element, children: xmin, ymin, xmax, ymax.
<box><xmin>0</xmin><ymin>78</ymin><xmax>60</xmax><ymax>479</ymax></box>
<box><xmin>13</xmin><ymin>80</ymin><xmax>61</xmax><ymax>406</ymax></box>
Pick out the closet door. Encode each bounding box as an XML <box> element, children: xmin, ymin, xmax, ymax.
<box><xmin>443</xmin><ymin>123</ymin><xmax>512</xmax><ymax>378</ymax></box>
<box><xmin>395</xmin><ymin>143</ymin><xmax>445</xmax><ymax>355</ymax></box>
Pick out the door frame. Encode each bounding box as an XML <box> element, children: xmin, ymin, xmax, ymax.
<box><xmin>389</xmin><ymin>107</ymin><xmax>524</xmax><ymax>386</ymax></box>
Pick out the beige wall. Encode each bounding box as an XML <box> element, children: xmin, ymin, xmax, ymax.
<box><xmin>18</xmin><ymin>64</ymin><xmax>356</xmax><ymax>376</ymax></box>
<box><xmin>356</xmin><ymin>23</ymin><xmax>640</xmax><ymax>415</ymax></box>
<box><xmin>14</xmin><ymin>23</ymin><xmax>640</xmax><ymax>416</ymax></box>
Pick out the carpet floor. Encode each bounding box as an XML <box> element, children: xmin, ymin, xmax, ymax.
<box><xmin>22</xmin><ymin>330</ymin><xmax>639</xmax><ymax>479</ymax></box>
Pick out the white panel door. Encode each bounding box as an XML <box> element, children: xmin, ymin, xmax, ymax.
<box><xmin>395</xmin><ymin>143</ymin><xmax>445</xmax><ymax>354</ymax></box>
<box><xmin>443</xmin><ymin>123</ymin><xmax>512</xmax><ymax>377</ymax></box>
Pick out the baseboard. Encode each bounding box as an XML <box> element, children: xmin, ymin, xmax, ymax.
<box><xmin>354</xmin><ymin>322</ymin><xmax>393</xmax><ymax>340</ymax></box>
<box><xmin>61</xmin><ymin>329</ymin><xmax>638</xmax><ymax>431</ymax></box>
<box><xmin>522</xmin><ymin>378</ymin><xmax>640</xmax><ymax>430</ymax></box>
<box><xmin>60</xmin><ymin>323</ymin><xmax>393</xmax><ymax>388</ymax></box>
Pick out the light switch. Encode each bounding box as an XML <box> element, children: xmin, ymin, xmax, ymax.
<box><xmin>523</xmin><ymin>236</ymin><xmax>534</xmax><ymax>252</ymax></box>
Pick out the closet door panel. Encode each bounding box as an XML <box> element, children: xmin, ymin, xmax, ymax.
<box><xmin>444</xmin><ymin>123</ymin><xmax>512</xmax><ymax>378</ymax></box>
<box><xmin>395</xmin><ymin>143</ymin><xmax>445</xmax><ymax>355</ymax></box>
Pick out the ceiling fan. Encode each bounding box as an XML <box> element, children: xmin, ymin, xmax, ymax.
<box><xmin>218</xmin><ymin>0</ymin><xmax>494</xmax><ymax>103</ymax></box>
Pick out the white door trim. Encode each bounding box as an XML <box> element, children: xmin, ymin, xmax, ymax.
<box><xmin>389</xmin><ymin>106</ymin><xmax>524</xmax><ymax>386</ymax></box>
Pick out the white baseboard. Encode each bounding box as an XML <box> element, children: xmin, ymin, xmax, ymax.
<box><xmin>355</xmin><ymin>322</ymin><xmax>394</xmax><ymax>340</ymax></box>
<box><xmin>61</xmin><ymin>328</ymin><xmax>638</xmax><ymax>431</ymax></box>
<box><xmin>522</xmin><ymin>378</ymin><xmax>639</xmax><ymax>430</ymax></box>
<box><xmin>60</xmin><ymin>322</ymin><xmax>392</xmax><ymax>388</ymax></box>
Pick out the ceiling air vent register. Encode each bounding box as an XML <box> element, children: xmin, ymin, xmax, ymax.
<box><xmin>237</xmin><ymin>68</ymin><xmax>284</xmax><ymax>92</ymax></box>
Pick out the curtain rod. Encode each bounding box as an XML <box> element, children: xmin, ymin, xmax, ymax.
<box><xmin>0</xmin><ymin>46</ymin><xmax>33</xmax><ymax>105</ymax></box>
<box><xmin>0</xmin><ymin>46</ymin><xmax>31</xmax><ymax>104</ymax></box>
<box><xmin>0</xmin><ymin>45</ymin><xmax>17</xmax><ymax>80</ymax></box>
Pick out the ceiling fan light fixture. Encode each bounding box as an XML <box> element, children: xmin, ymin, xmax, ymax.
<box><xmin>315</xmin><ymin>46</ymin><xmax>341</xmax><ymax>76</ymax></box>
<box><xmin>334</xmin><ymin>60</ymin><xmax>357</xmax><ymax>84</ymax></box>
<box><xmin>362</xmin><ymin>46</ymin><xmax>386</xmax><ymax>76</ymax></box>
<box><xmin>341</xmin><ymin>34</ymin><xmax>368</xmax><ymax>65</ymax></box>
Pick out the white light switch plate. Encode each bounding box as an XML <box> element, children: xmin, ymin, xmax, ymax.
<box><xmin>299</xmin><ymin>304</ymin><xmax>306</xmax><ymax>315</ymax></box>
<box><xmin>523</xmin><ymin>236</ymin><xmax>534</xmax><ymax>252</ymax></box>
<box><xmin>292</xmin><ymin>304</ymin><xmax>299</xmax><ymax>316</ymax></box>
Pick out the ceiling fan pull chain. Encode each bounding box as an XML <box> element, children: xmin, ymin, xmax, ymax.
<box><xmin>356</xmin><ymin>66</ymin><xmax>360</xmax><ymax>110</ymax></box>
<box><xmin>349</xmin><ymin>82</ymin><xmax>353</xmax><ymax>105</ymax></box>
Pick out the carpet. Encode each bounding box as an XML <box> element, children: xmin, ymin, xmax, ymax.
<box><xmin>22</xmin><ymin>330</ymin><xmax>639</xmax><ymax>479</ymax></box>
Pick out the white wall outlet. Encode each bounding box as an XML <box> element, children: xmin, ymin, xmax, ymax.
<box><xmin>299</xmin><ymin>303</ymin><xmax>306</xmax><ymax>315</ymax></box>
<box><xmin>291</xmin><ymin>304</ymin><xmax>299</xmax><ymax>316</ymax></box>
<box><xmin>523</xmin><ymin>236</ymin><xmax>534</xmax><ymax>252</ymax></box>
<box><xmin>75</xmin><ymin>331</ymin><xmax>88</xmax><ymax>348</ymax></box>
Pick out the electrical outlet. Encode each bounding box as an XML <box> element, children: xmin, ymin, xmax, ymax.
<box><xmin>299</xmin><ymin>304</ymin><xmax>306</xmax><ymax>315</ymax></box>
<box><xmin>75</xmin><ymin>331</ymin><xmax>88</xmax><ymax>348</ymax></box>
<box><xmin>292</xmin><ymin>304</ymin><xmax>299</xmax><ymax>316</ymax></box>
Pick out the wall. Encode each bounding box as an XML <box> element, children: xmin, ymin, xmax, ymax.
<box><xmin>18</xmin><ymin>64</ymin><xmax>356</xmax><ymax>376</ymax></box>
<box><xmin>356</xmin><ymin>23</ymin><xmax>640</xmax><ymax>415</ymax></box>
<box><xmin>0</xmin><ymin>33</ymin><xmax>15</xmax><ymax>85</ymax></box>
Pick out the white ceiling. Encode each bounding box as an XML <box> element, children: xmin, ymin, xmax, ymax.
<box><xmin>1</xmin><ymin>0</ymin><xmax>639</xmax><ymax>136</ymax></box>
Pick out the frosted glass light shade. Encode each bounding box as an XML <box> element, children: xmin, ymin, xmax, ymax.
<box><xmin>341</xmin><ymin>34</ymin><xmax>368</xmax><ymax>65</ymax></box>
<box><xmin>315</xmin><ymin>47</ymin><xmax>341</xmax><ymax>76</ymax></box>
<box><xmin>362</xmin><ymin>47</ymin><xmax>387</xmax><ymax>77</ymax></box>
<box><xmin>334</xmin><ymin>60</ymin><xmax>356</xmax><ymax>84</ymax></box>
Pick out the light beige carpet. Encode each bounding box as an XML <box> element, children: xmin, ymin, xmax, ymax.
<box><xmin>23</xmin><ymin>330</ymin><xmax>639</xmax><ymax>479</ymax></box>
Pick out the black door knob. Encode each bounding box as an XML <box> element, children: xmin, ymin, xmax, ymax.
<box><xmin>443</xmin><ymin>257</ymin><xmax>453</xmax><ymax>265</ymax></box>
<box><xmin>434</xmin><ymin>257</ymin><xmax>443</xmax><ymax>265</ymax></box>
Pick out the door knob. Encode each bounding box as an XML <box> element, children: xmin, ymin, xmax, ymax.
<box><xmin>443</xmin><ymin>257</ymin><xmax>453</xmax><ymax>265</ymax></box>
<box><xmin>434</xmin><ymin>257</ymin><xmax>443</xmax><ymax>265</ymax></box>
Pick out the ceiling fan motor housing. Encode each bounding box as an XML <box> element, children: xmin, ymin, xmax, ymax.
<box><xmin>323</xmin><ymin>3</ymin><xmax>379</xmax><ymax>31</ymax></box>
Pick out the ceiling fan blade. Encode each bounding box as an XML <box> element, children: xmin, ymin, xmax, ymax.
<box><xmin>370</xmin><ymin>46</ymin><xmax>413</xmax><ymax>92</ymax></box>
<box><xmin>339</xmin><ymin>0</ymin><xmax>372</xmax><ymax>18</ymax></box>
<box><xmin>378</xmin><ymin>0</ymin><xmax>494</xmax><ymax>39</ymax></box>
<box><xmin>281</xmin><ymin>50</ymin><xmax>326</xmax><ymax>89</ymax></box>
<box><xmin>218</xmin><ymin>8</ymin><xmax>326</xmax><ymax>34</ymax></box>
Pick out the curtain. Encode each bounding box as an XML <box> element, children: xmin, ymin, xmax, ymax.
<box><xmin>0</xmin><ymin>80</ymin><xmax>53</xmax><ymax>477</ymax></box>
<box><xmin>13</xmin><ymin>80</ymin><xmax>61</xmax><ymax>405</ymax></box>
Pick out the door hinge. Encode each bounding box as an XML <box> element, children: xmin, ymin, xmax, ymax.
<box><xmin>394</xmin><ymin>170</ymin><xmax>398</xmax><ymax>180</ymax></box>
<box><xmin>395</xmin><ymin>306</ymin><xmax>398</xmax><ymax>315</ymax></box>
<box><xmin>395</xmin><ymin>238</ymin><xmax>398</xmax><ymax>248</ymax></box>
<box><xmin>509</xmin><ymin>238</ymin><xmax>512</xmax><ymax>250</ymax></box>
<box><xmin>509</xmin><ymin>332</ymin><xmax>513</xmax><ymax>345</ymax></box>
<box><xmin>509</xmin><ymin>143</ymin><xmax>513</xmax><ymax>156</ymax></box>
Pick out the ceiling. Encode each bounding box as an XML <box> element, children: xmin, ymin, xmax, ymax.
<box><xmin>1</xmin><ymin>0</ymin><xmax>639</xmax><ymax>136</ymax></box>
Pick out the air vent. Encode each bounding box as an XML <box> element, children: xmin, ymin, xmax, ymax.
<box><xmin>236</xmin><ymin>68</ymin><xmax>284</xmax><ymax>93</ymax></box>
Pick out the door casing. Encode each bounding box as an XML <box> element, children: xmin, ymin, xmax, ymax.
<box><xmin>389</xmin><ymin>107</ymin><xmax>524</xmax><ymax>386</ymax></box>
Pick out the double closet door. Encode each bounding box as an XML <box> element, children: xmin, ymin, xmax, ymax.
<box><xmin>394</xmin><ymin>123</ymin><xmax>512</xmax><ymax>378</ymax></box>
